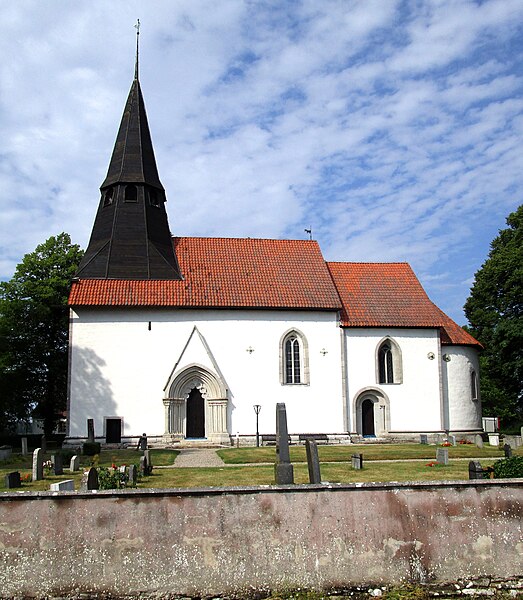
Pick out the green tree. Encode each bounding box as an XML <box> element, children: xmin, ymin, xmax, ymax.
<box><xmin>464</xmin><ymin>204</ymin><xmax>523</xmax><ymax>426</ymax></box>
<box><xmin>0</xmin><ymin>233</ymin><xmax>83</xmax><ymax>435</ymax></box>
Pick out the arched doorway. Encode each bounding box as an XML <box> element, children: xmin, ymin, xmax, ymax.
<box><xmin>163</xmin><ymin>364</ymin><xmax>229</xmax><ymax>443</ymax></box>
<box><xmin>353</xmin><ymin>388</ymin><xmax>391</xmax><ymax>437</ymax></box>
<box><xmin>186</xmin><ymin>387</ymin><xmax>205</xmax><ymax>438</ymax></box>
<box><xmin>362</xmin><ymin>399</ymin><xmax>375</xmax><ymax>436</ymax></box>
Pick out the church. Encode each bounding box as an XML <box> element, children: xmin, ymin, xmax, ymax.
<box><xmin>66</xmin><ymin>56</ymin><xmax>482</xmax><ymax>446</ymax></box>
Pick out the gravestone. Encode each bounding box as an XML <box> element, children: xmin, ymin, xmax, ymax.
<box><xmin>139</xmin><ymin>456</ymin><xmax>148</xmax><ymax>477</ymax></box>
<box><xmin>352</xmin><ymin>454</ymin><xmax>363</xmax><ymax>469</ymax></box>
<box><xmin>420</xmin><ymin>434</ymin><xmax>428</xmax><ymax>445</ymax></box>
<box><xmin>138</xmin><ymin>433</ymin><xmax>147</xmax><ymax>451</ymax></box>
<box><xmin>144</xmin><ymin>449</ymin><xmax>152</xmax><ymax>471</ymax></box>
<box><xmin>52</xmin><ymin>454</ymin><xmax>63</xmax><ymax>476</ymax></box>
<box><xmin>449</xmin><ymin>435</ymin><xmax>457</xmax><ymax>446</ymax></box>
<box><xmin>503</xmin><ymin>443</ymin><xmax>513</xmax><ymax>458</ymax></box>
<box><xmin>87</xmin><ymin>419</ymin><xmax>95</xmax><ymax>443</ymax></box>
<box><xmin>0</xmin><ymin>445</ymin><xmax>12</xmax><ymax>460</ymax></box>
<box><xmin>5</xmin><ymin>472</ymin><xmax>21</xmax><ymax>489</ymax></box>
<box><xmin>128</xmin><ymin>464</ymin><xmax>137</xmax><ymax>486</ymax></box>
<box><xmin>119</xmin><ymin>465</ymin><xmax>126</xmax><ymax>474</ymax></box>
<box><xmin>305</xmin><ymin>439</ymin><xmax>321</xmax><ymax>484</ymax></box>
<box><xmin>436</xmin><ymin>447</ymin><xmax>449</xmax><ymax>465</ymax></box>
<box><xmin>521</xmin><ymin>426</ymin><xmax>523</xmax><ymax>439</ymax></box>
<box><xmin>32</xmin><ymin>448</ymin><xmax>43</xmax><ymax>481</ymax></box>
<box><xmin>475</xmin><ymin>434</ymin><xmax>484</xmax><ymax>449</ymax></box>
<box><xmin>468</xmin><ymin>460</ymin><xmax>484</xmax><ymax>480</ymax></box>
<box><xmin>70</xmin><ymin>455</ymin><xmax>79</xmax><ymax>472</ymax></box>
<box><xmin>488</xmin><ymin>433</ymin><xmax>500</xmax><ymax>447</ymax></box>
<box><xmin>50</xmin><ymin>480</ymin><xmax>75</xmax><ymax>491</ymax></box>
<box><xmin>274</xmin><ymin>403</ymin><xmax>294</xmax><ymax>484</ymax></box>
<box><xmin>21</xmin><ymin>437</ymin><xmax>28</xmax><ymax>456</ymax></box>
<box><xmin>40</xmin><ymin>435</ymin><xmax>47</xmax><ymax>453</ymax></box>
<box><xmin>80</xmin><ymin>467</ymin><xmax>99</xmax><ymax>491</ymax></box>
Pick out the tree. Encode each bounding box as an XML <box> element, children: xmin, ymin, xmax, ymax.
<box><xmin>464</xmin><ymin>204</ymin><xmax>523</xmax><ymax>426</ymax></box>
<box><xmin>0</xmin><ymin>233</ymin><xmax>83</xmax><ymax>435</ymax></box>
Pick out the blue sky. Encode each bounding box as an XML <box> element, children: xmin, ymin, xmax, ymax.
<box><xmin>1</xmin><ymin>0</ymin><xmax>522</xmax><ymax>323</ymax></box>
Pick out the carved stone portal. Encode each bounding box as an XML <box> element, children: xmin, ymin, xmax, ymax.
<box><xmin>163</xmin><ymin>366</ymin><xmax>228</xmax><ymax>443</ymax></box>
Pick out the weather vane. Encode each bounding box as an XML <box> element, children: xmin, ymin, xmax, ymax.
<box><xmin>304</xmin><ymin>227</ymin><xmax>312</xmax><ymax>240</ymax></box>
<box><xmin>134</xmin><ymin>19</ymin><xmax>140</xmax><ymax>80</ymax></box>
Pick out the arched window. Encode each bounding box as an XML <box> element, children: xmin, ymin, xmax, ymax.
<box><xmin>280</xmin><ymin>329</ymin><xmax>310</xmax><ymax>385</ymax></box>
<box><xmin>285</xmin><ymin>335</ymin><xmax>301</xmax><ymax>384</ymax></box>
<box><xmin>124</xmin><ymin>184</ymin><xmax>138</xmax><ymax>202</ymax></box>
<box><xmin>471</xmin><ymin>370</ymin><xmax>478</xmax><ymax>401</ymax></box>
<box><xmin>376</xmin><ymin>338</ymin><xmax>403</xmax><ymax>384</ymax></box>
<box><xmin>378</xmin><ymin>341</ymin><xmax>394</xmax><ymax>383</ymax></box>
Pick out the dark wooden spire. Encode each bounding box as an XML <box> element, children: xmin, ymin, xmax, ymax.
<box><xmin>76</xmin><ymin>59</ymin><xmax>183</xmax><ymax>280</ymax></box>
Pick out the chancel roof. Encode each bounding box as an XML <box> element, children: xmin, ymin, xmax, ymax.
<box><xmin>327</xmin><ymin>262</ymin><xmax>480</xmax><ymax>346</ymax></box>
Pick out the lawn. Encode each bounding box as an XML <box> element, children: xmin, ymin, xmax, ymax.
<box><xmin>216</xmin><ymin>443</ymin><xmax>513</xmax><ymax>464</ymax></box>
<box><xmin>0</xmin><ymin>444</ymin><xmax>509</xmax><ymax>492</ymax></box>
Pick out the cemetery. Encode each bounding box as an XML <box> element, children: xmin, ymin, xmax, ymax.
<box><xmin>0</xmin><ymin>409</ymin><xmax>522</xmax><ymax>597</ymax></box>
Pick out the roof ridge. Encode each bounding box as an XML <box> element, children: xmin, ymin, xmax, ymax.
<box><xmin>172</xmin><ymin>236</ymin><xmax>320</xmax><ymax>243</ymax></box>
<box><xmin>327</xmin><ymin>261</ymin><xmax>410</xmax><ymax>265</ymax></box>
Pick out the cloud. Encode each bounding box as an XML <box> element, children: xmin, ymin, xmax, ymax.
<box><xmin>0</xmin><ymin>0</ymin><xmax>522</xmax><ymax>324</ymax></box>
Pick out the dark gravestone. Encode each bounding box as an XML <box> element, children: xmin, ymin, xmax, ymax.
<box><xmin>87</xmin><ymin>419</ymin><xmax>95</xmax><ymax>443</ymax></box>
<box><xmin>21</xmin><ymin>437</ymin><xmax>28</xmax><ymax>456</ymax></box>
<box><xmin>420</xmin><ymin>434</ymin><xmax>428</xmax><ymax>445</ymax></box>
<box><xmin>137</xmin><ymin>433</ymin><xmax>147</xmax><ymax>451</ymax></box>
<box><xmin>40</xmin><ymin>435</ymin><xmax>47</xmax><ymax>453</ymax></box>
<box><xmin>32</xmin><ymin>448</ymin><xmax>43</xmax><ymax>481</ymax></box>
<box><xmin>144</xmin><ymin>449</ymin><xmax>152</xmax><ymax>471</ymax></box>
<box><xmin>305</xmin><ymin>439</ymin><xmax>321</xmax><ymax>484</ymax></box>
<box><xmin>504</xmin><ymin>444</ymin><xmax>513</xmax><ymax>458</ymax></box>
<box><xmin>352</xmin><ymin>454</ymin><xmax>363</xmax><ymax>469</ymax></box>
<box><xmin>469</xmin><ymin>460</ymin><xmax>484</xmax><ymax>480</ymax></box>
<box><xmin>52</xmin><ymin>454</ymin><xmax>63</xmax><ymax>476</ymax></box>
<box><xmin>81</xmin><ymin>467</ymin><xmax>99</xmax><ymax>491</ymax></box>
<box><xmin>274</xmin><ymin>403</ymin><xmax>294</xmax><ymax>484</ymax></box>
<box><xmin>128</xmin><ymin>464</ymin><xmax>137</xmax><ymax>486</ymax></box>
<box><xmin>5</xmin><ymin>472</ymin><xmax>21</xmax><ymax>489</ymax></box>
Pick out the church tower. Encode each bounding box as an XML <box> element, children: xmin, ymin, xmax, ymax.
<box><xmin>75</xmin><ymin>32</ymin><xmax>182</xmax><ymax>280</ymax></box>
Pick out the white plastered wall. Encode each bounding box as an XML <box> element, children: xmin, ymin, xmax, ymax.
<box><xmin>68</xmin><ymin>308</ymin><xmax>344</xmax><ymax>439</ymax></box>
<box><xmin>344</xmin><ymin>328</ymin><xmax>444</xmax><ymax>433</ymax></box>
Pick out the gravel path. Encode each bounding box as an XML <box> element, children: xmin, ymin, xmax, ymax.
<box><xmin>173</xmin><ymin>448</ymin><xmax>226</xmax><ymax>468</ymax></box>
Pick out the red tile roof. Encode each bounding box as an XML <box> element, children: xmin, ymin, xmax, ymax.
<box><xmin>327</xmin><ymin>262</ymin><xmax>480</xmax><ymax>347</ymax></box>
<box><xmin>69</xmin><ymin>238</ymin><xmax>480</xmax><ymax>347</ymax></box>
<box><xmin>68</xmin><ymin>237</ymin><xmax>342</xmax><ymax>310</ymax></box>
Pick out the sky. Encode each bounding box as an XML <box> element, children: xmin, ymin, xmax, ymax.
<box><xmin>1</xmin><ymin>0</ymin><xmax>522</xmax><ymax>324</ymax></box>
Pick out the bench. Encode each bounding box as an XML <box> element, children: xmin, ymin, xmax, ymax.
<box><xmin>299</xmin><ymin>433</ymin><xmax>329</xmax><ymax>444</ymax></box>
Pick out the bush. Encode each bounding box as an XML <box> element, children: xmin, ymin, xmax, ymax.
<box><xmin>97</xmin><ymin>466</ymin><xmax>129</xmax><ymax>490</ymax></box>
<box><xmin>493</xmin><ymin>456</ymin><xmax>523</xmax><ymax>478</ymax></box>
<box><xmin>82</xmin><ymin>442</ymin><xmax>101</xmax><ymax>456</ymax></box>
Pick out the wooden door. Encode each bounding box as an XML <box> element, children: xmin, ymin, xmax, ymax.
<box><xmin>362</xmin><ymin>399</ymin><xmax>375</xmax><ymax>437</ymax></box>
<box><xmin>186</xmin><ymin>388</ymin><xmax>205</xmax><ymax>438</ymax></box>
<box><xmin>106</xmin><ymin>418</ymin><xmax>122</xmax><ymax>443</ymax></box>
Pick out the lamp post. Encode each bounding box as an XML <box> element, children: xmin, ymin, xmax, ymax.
<box><xmin>253</xmin><ymin>404</ymin><xmax>262</xmax><ymax>447</ymax></box>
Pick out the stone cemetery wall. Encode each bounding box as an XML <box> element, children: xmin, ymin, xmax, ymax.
<box><xmin>0</xmin><ymin>480</ymin><xmax>521</xmax><ymax>598</ymax></box>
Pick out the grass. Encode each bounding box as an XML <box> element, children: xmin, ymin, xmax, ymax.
<box><xmin>0</xmin><ymin>443</ymin><xmax>516</xmax><ymax>492</ymax></box>
<box><xmin>217</xmin><ymin>443</ymin><xmax>515</xmax><ymax>464</ymax></box>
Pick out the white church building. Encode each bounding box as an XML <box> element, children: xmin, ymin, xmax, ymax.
<box><xmin>66</xmin><ymin>60</ymin><xmax>482</xmax><ymax>446</ymax></box>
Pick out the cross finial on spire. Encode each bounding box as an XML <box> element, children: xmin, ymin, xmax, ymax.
<box><xmin>134</xmin><ymin>19</ymin><xmax>140</xmax><ymax>80</ymax></box>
